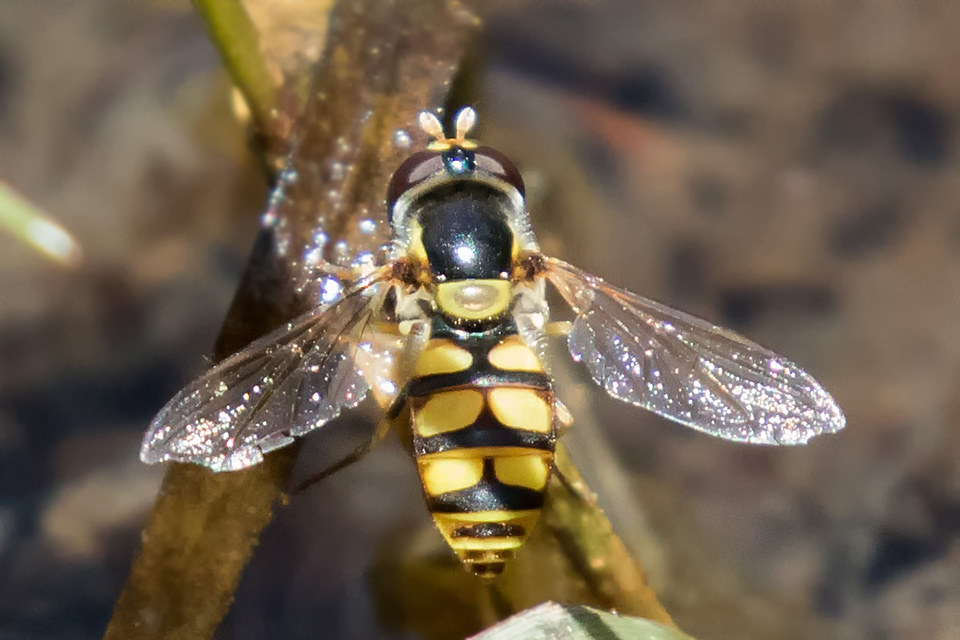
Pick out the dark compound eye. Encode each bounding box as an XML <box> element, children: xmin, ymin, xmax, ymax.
<box><xmin>387</xmin><ymin>151</ymin><xmax>444</xmax><ymax>212</ymax></box>
<box><xmin>474</xmin><ymin>146</ymin><xmax>525</xmax><ymax>196</ymax></box>
<box><xmin>387</xmin><ymin>146</ymin><xmax>526</xmax><ymax>216</ymax></box>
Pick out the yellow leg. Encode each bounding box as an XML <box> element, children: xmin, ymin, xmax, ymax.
<box><xmin>552</xmin><ymin>443</ymin><xmax>597</xmax><ymax>507</ymax></box>
<box><xmin>545</xmin><ymin>320</ymin><xmax>573</xmax><ymax>337</ymax></box>
<box><xmin>554</xmin><ymin>398</ymin><xmax>574</xmax><ymax>433</ymax></box>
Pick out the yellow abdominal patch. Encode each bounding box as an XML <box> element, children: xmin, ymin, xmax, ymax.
<box><xmin>431</xmin><ymin>509</ymin><xmax>542</xmax><ymax>537</ymax></box>
<box><xmin>449</xmin><ymin>537</ymin><xmax>524</xmax><ymax>551</ymax></box>
<box><xmin>488</xmin><ymin>388</ymin><xmax>551</xmax><ymax>433</ymax></box>
<box><xmin>419</xmin><ymin>457</ymin><xmax>484</xmax><ymax>496</ymax></box>
<box><xmin>488</xmin><ymin>336</ymin><xmax>543</xmax><ymax>372</ymax></box>
<box><xmin>494</xmin><ymin>455</ymin><xmax>550</xmax><ymax>491</ymax></box>
<box><xmin>414</xmin><ymin>339</ymin><xmax>473</xmax><ymax>376</ymax></box>
<box><xmin>414</xmin><ymin>389</ymin><xmax>484</xmax><ymax>437</ymax></box>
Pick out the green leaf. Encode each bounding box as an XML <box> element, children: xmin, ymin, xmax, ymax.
<box><xmin>470</xmin><ymin>603</ymin><xmax>696</xmax><ymax>640</ymax></box>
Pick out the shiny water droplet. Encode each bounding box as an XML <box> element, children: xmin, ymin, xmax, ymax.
<box><xmin>303</xmin><ymin>246</ymin><xmax>322</xmax><ymax>266</ymax></box>
<box><xmin>261</xmin><ymin>210</ymin><xmax>278</xmax><ymax>228</ymax></box>
<box><xmin>379</xmin><ymin>381</ymin><xmax>397</xmax><ymax>396</ymax></box>
<box><xmin>393</xmin><ymin>129</ymin><xmax>412</xmax><ymax>148</ymax></box>
<box><xmin>352</xmin><ymin>252</ymin><xmax>375</xmax><ymax>270</ymax></box>
<box><xmin>319</xmin><ymin>276</ymin><xmax>343</xmax><ymax>305</ymax></box>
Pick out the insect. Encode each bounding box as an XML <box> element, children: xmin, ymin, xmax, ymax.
<box><xmin>141</xmin><ymin>107</ymin><xmax>845</xmax><ymax>578</ymax></box>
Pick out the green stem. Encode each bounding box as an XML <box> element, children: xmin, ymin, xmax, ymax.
<box><xmin>0</xmin><ymin>182</ymin><xmax>81</xmax><ymax>266</ymax></box>
<box><xmin>192</xmin><ymin>0</ymin><xmax>276</xmax><ymax>133</ymax></box>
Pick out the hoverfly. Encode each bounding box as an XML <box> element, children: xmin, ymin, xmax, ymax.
<box><xmin>141</xmin><ymin>107</ymin><xmax>845</xmax><ymax>578</ymax></box>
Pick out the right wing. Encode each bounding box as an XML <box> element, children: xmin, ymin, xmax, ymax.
<box><xmin>140</xmin><ymin>267</ymin><xmax>411</xmax><ymax>472</ymax></box>
<box><xmin>542</xmin><ymin>257</ymin><xmax>845</xmax><ymax>445</ymax></box>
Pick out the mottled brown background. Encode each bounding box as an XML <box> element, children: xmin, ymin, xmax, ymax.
<box><xmin>1</xmin><ymin>1</ymin><xmax>959</xmax><ymax>639</ymax></box>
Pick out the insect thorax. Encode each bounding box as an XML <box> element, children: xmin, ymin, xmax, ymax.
<box><xmin>416</xmin><ymin>182</ymin><xmax>514</xmax><ymax>282</ymax></box>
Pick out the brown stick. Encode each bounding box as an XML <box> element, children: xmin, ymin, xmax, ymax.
<box><xmin>104</xmin><ymin>2</ymin><xmax>480</xmax><ymax>638</ymax></box>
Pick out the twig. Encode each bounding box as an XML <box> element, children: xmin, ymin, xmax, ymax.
<box><xmin>104</xmin><ymin>2</ymin><xmax>480</xmax><ymax>638</ymax></box>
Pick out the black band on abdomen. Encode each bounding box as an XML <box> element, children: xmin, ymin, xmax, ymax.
<box><xmin>407</xmin><ymin>369</ymin><xmax>550</xmax><ymax>397</ymax></box>
<box><xmin>451</xmin><ymin>522</ymin><xmax>526</xmax><ymax>538</ymax></box>
<box><xmin>427</xmin><ymin>479</ymin><xmax>545</xmax><ymax>513</ymax></box>
<box><xmin>416</xmin><ymin>403</ymin><xmax>554</xmax><ymax>455</ymax></box>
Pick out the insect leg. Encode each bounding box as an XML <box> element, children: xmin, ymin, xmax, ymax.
<box><xmin>289</xmin><ymin>417</ymin><xmax>392</xmax><ymax>494</ymax></box>
<box><xmin>544</xmin><ymin>320</ymin><xmax>573</xmax><ymax>337</ymax></box>
<box><xmin>554</xmin><ymin>398</ymin><xmax>575</xmax><ymax>435</ymax></box>
<box><xmin>551</xmin><ymin>445</ymin><xmax>597</xmax><ymax>507</ymax></box>
<box><xmin>385</xmin><ymin>386</ymin><xmax>409</xmax><ymax>420</ymax></box>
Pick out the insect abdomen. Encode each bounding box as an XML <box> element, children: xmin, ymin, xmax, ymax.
<box><xmin>408</xmin><ymin>320</ymin><xmax>555</xmax><ymax>578</ymax></box>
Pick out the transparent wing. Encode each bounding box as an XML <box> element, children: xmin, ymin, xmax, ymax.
<box><xmin>141</xmin><ymin>267</ymin><xmax>408</xmax><ymax>472</ymax></box>
<box><xmin>542</xmin><ymin>257</ymin><xmax>845</xmax><ymax>445</ymax></box>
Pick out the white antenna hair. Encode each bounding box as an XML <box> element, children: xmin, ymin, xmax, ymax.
<box><xmin>454</xmin><ymin>106</ymin><xmax>477</xmax><ymax>140</ymax></box>
<box><xmin>418</xmin><ymin>111</ymin><xmax>445</xmax><ymax>141</ymax></box>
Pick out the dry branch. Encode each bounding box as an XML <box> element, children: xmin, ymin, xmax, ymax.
<box><xmin>105</xmin><ymin>2</ymin><xmax>480</xmax><ymax>637</ymax></box>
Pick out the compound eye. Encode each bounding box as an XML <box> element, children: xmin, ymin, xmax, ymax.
<box><xmin>475</xmin><ymin>146</ymin><xmax>525</xmax><ymax>196</ymax></box>
<box><xmin>387</xmin><ymin>151</ymin><xmax>444</xmax><ymax>211</ymax></box>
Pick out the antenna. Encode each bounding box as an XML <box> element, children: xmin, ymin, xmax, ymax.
<box><xmin>418</xmin><ymin>106</ymin><xmax>479</xmax><ymax>150</ymax></box>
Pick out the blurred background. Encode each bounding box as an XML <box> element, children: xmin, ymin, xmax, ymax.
<box><xmin>2</xmin><ymin>1</ymin><xmax>960</xmax><ymax>639</ymax></box>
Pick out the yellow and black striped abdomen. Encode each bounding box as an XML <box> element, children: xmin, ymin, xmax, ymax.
<box><xmin>408</xmin><ymin>319</ymin><xmax>555</xmax><ymax>578</ymax></box>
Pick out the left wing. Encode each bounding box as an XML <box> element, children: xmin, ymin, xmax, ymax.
<box><xmin>141</xmin><ymin>267</ymin><xmax>410</xmax><ymax>471</ymax></box>
<box><xmin>541</xmin><ymin>257</ymin><xmax>845</xmax><ymax>445</ymax></box>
